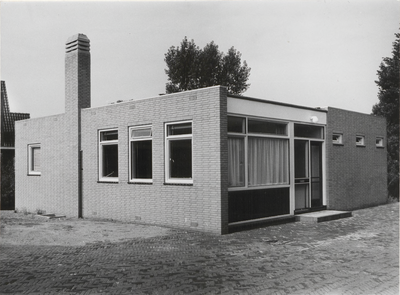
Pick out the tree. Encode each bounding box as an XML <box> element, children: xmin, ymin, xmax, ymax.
<box><xmin>372</xmin><ymin>32</ymin><xmax>399</xmax><ymax>200</ymax></box>
<box><xmin>164</xmin><ymin>37</ymin><xmax>251</xmax><ymax>95</ymax></box>
<box><xmin>1</xmin><ymin>150</ymin><xmax>15</xmax><ymax>210</ymax></box>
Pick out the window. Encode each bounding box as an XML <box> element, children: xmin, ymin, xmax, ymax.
<box><xmin>228</xmin><ymin>137</ymin><xmax>245</xmax><ymax>187</ymax></box>
<box><xmin>227</xmin><ymin>116</ymin><xmax>289</xmax><ymax>188</ymax></box>
<box><xmin>28</xmin><ymin>144</ymin><xmax>41</xmax><ymax>175</ymax></box>
<box><xmin>99</xmin><ymin>129</ymin><xmax>118</xmax><ymax>181</ymax></box>
<box><xmin>376</xmin><ymin>137</ymin><xmax>384</xmax><ymax>148</ymax></box>
<box><xmin>356</xmin><ymin>135</ymin><xmax>365</xmax><ymax>146</ymax></box>
<box><xmin>248</xmin><ymin>137</ymin><xmax>289</xmax><ymax>186</ymax></box>
<box><xmin>248</xmin><ymin>119</ymin><xmax>287</xmax><ymax>135</ymax></box>
<box><xmin>228</xmin><ymin>116</ymin><xmax>245</xmax><ymax>133</ymax></box>
<box><xmin>165</xmin><ymin>121</ymin><xmax>192</xmax><ymax>184</ymax></box>
<box><xmin>332</xmin><ymin>133</ymin><xmax>343</xmax><ymax>145</ymax></box>
<box><xmin>294</xmin><ymin>124</ymin><xmax>324</xmax><ymax>139</ymax></box>
<box><xmin>129</xmin><ymin>126</ymin><xmax>152</xmax><ymax>182</ymax></box>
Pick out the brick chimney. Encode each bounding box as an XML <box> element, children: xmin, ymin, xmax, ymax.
<box><xmin>64</xmin><ymin>34</ymin><xmax>90</xmax><ymax>218</ymax></box>
<box><xmin>65</xmin><ymin>34</ymin><xmax>91</xmax><ymax>114</ymax></box>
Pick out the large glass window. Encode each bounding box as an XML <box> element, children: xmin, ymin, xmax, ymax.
<box><xmin>228</xmin><ymin>116</ymin><xmax>289</xmax><ymax>189</ymax></box>
<box><xmin>165</xmin><ymin>121</ymin><xmax>192</xmax><ymax>184</ymax></box>
<box><xmin>28</xmin><ymin>144</ymin><xmax>41</xmax><ymax>175</ymax></box>
<box><xmin>99</xmin><ymin>129</ymin><xmax>118</xmax><ymax>182</ymax></box>
<box><xmin>248</xmin><ymin>137</ymin><xmax>289</xmax><ymax>186</ymax></box>
<box><xmin>130</xmin><ymin>126</ymin><xmax>152</xmax><ymax>182</ymax></box>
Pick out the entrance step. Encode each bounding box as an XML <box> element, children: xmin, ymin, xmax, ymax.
<box><xmin>35</xmin><ymin>213</ymin><xmax>66</xmax><ymax>219</ymax></box>
<box><xmin>295</xmin><ymin>210</ymin><xmax>352</xmax><ymax>223</ymax></box>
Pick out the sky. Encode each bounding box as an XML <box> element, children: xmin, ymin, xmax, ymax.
<box><xmin>1</xmin><ymin>0</ymin><xmax>399</xmax><ymax>118</ymax></box>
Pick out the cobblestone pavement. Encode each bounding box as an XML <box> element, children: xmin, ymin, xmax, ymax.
<box><xmin>1</xmin><ymin>203</ymin><xmax>398</xmax><ymax>295</ymax></box>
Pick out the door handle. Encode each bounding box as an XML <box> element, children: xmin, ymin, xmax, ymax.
<box><xmin>295</xmin><ymin>179</ymin><xmax>309</xmax><ymax>184</ymax></box>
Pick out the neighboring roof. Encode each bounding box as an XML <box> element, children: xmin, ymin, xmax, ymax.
<box><xmin>1</xmin><ymin>81</ymin><xmax>30</xmax><ymax>147</ymax></box>
<box><xmin>228</xmin><ymin>93</ymin><xmax>328</xmax><ymax>113</ymax></box>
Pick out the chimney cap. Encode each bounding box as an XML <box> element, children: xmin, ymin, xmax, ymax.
<box><xmin>66</xmin><ymin>33</ymin><xmax>90</xmax><ymax>45</ymax></box>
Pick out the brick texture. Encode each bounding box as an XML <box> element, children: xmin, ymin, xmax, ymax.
<box><xmin>15</xmin><ymin>114</ymin><xmax>79</xmax><ymax>216</ymax></box>
<box><xmin>326</xmin><ymin>107</ymin><xmax>387</xmax><ymax>210</ymax></box>
<box><xmin>15</xmin><ymin>34</ymin><xmax>91</xmax><ymax>218</ymax></box>
<box><xmin>81</xmin><ymin>86</ymin><xmax>228</xmax><ymax>234</ymax></box>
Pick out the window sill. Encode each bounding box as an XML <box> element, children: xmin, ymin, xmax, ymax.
<box><xmin>27</xmin><ymin>173</ymin><xmax>41</xmax><ymax>176</ymax></box>
<box><xmin>356</xmin><ymin>145</ymin><xmax>366</xmax><ymax>147</ymax></box>
<box><xmin>333</xmin><ymin>143</ymin><xmax>344</xmax><ymax>146</ymax></box>
<box><xmin>128</xmin><ymin>181</ymin><xmax>153</xmax><ymax>185</ymax></box>
<box><xmin>376</xmin><ymin>146</ymin><xmax>385</xmax><ymax>149</ymax></box>
<box><xmin>98</xmin><ymin>180</ymin><xmax>119</xmax><ymax>184</ymax></box>
<box><xmin>163</xmin><ymin>182</ymin><xmax>193</xmax><ymax>186</ymax></box>
<box><xmin>228</xmin><ymin>184</ymin><xmax>290</xmax><ymax>191</ymax></box>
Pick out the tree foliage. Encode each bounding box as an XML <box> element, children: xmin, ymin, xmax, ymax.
<box><xmin>372</xmin><ymin>32</ymin><xmax>399</xmax><ymax>199</ymax></box>
<box><xmin>1</xmin><ymin>150</ymin><xmax>15</xmax><ymax>210</ymax></box>
<box><xmin>164</xmin><ymin>37</ymin><xmax>251</xmax><ymax>95</ymax></box>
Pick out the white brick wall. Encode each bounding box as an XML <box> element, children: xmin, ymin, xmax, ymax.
<box><xmin>81</xmin><ymin>86</ymin><xmax>228</xmax><ymax>234</ymax></box>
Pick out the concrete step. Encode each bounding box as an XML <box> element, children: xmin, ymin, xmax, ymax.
<box><xmin>35</xmin><ymin>213</ymin><xmax>66</xmax><ymax>219</ymax></box>
<box><xmin>229</xmin><ymin>215</ymin><xmax>296</xmax><ymax>233</ymax></box>
<box><xmin>295</xmin><ymin>210</ymin><xmax>352</xmax><ymax>223</ymax></box>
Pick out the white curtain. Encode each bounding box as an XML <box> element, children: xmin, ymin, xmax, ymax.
<box><xmin>248</xmin><ymin>137</ymin><xmax>289</xmax><ymax>186</ymax></box>
<box><xmin>228</xmin><ymin>137</ymin><xmax>244</xmax><ymax>187</ymax></box>
<box><xmin>32</xmin><ymin>147</ymin><xmax>41</xmax><ymax>172</ymax></box>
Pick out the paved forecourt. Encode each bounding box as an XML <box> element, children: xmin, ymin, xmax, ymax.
<box><xmin>0</xmin><ymin>202</ymin><xmax>398</xmax><ymax>294</ymax></box>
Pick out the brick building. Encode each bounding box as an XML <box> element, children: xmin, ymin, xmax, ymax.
<box><xmin>15</xmin><ymin>34</ymin><xmax>387</xmax><ymax>234</ymax></box>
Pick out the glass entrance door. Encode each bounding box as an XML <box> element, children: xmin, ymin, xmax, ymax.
<box><xmin>310</xmin><ymin>142</ymin><xmax>322</xmax><ymax>207</ymax></box>
<box><xmin>294</xmin><ymin>140</ymin><xmax>322</xmax><ymax>210</ymax></box>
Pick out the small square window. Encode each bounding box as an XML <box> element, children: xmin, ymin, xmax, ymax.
<box><xmin>356</xmin><ymin>135</ymin><xmax>365</xmax><ymax>146</ymax></box>
<box><xmin>332</xmin><ymin>133</ymin><xmax>343</xmax><ymax>145</ymax></box>
<box><xmin>28</xmin><ymin>144</ymin><xmax>41</xmax><ymax>175</ymax></box>
<box><xmin>376</xmin><ymin>137</ymin><xmax>384</xmax><ymax>148</ymax></box>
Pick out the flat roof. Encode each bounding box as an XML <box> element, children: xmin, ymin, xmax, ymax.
<box><xmin>228</xmin><ymin>94</ymin><xmax>328</xmax><ymax>113</ymax></box>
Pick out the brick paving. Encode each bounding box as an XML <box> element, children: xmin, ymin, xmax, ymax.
<box><xmin>0</xmin><ymin>203</ymin><xmax>398</xmax><ymax>295</ymax></box>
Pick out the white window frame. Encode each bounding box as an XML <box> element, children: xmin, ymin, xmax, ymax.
<box><xmin>356</xmin><ymin>135</ymin><xmax>365</xmax><ymax>147</ymax></box>
<box><xmin>376</xmin><ymin>137</ymin><xmax>384</xmax><ymax>148</ymax></box>
<box><xmin>129</xmin><ymin>125</ymin><xmax>153</xmax><ymax>183</ymax></box>
<box><xmin>332</xmin><ymin>133</ymin><xmax>343</xmax><ymax>145</ymax></box>
<box><xmin>228</xmin><ymin>115</ymin><xmax>290</xmax><ymax>191</ymax></box>
<box><xmin>165</xmin><ymin>120</ymin><xmax>193</xmax><ymax>184</ymax></box>
<box><xmin>99</xmin><ymin>128</ymin><xmax>119</xmax><ymax>182</ymax></box>
<box><xmin>28</xmin><ymin>143</ymin><xmax>41</xmax><ymax>175</ymax></box>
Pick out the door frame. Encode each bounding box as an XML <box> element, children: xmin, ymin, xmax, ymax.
<box><xmin>290</xmin><ymin>122</ymin><xmax>326</xmax><ymax>214</ymax></box>
<box><xmin>293</xmin><ymin>139</ymin><xmax>324</xmax><ymax>211</ymax></box>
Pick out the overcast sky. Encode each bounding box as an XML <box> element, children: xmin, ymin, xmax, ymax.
<box><xmin>1</xmin><ymin>0</ymin><xmax>399</xmax><ymax>118</ymax></box>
